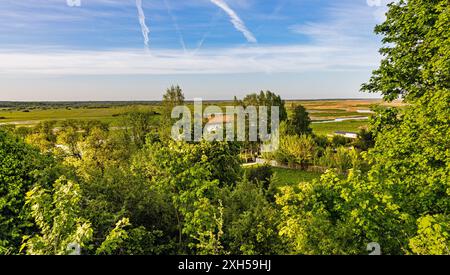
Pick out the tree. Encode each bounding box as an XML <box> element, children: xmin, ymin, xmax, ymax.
<box><xmin>22</xmin><ymin>176</ymin><xmax>133</xmax><ymax>255</ymax></box>
<box><xmin>243</xmin><ymin>164</ymin><xmax>273</xmax><ymax>190</ymax></box>
<box><xmin>274</xmin><ymin>135</ymin><xmax>317</xmax><ymax>169</ymax></box>
<box><xmin>162</xmin><ymin>85</ymin><xmax>185</xmax><ymax>118</ymax></box>
<box><xmin>360</xmin><ymin>0</ymin><xmax>450</xmax><ymax>252</ymax></box>
<box><xmin>286</xmin><ymin>105</ymin><xmax>312</xmax><ymax>136</ymax></box>
<box><xmin>278</xmin><ymin>0</ymin><xmax>450</xmax><ymax>255</ymax></box>
<box><xmin>0</xmin><ymin>130</ymin><xmax>58</xmax><ymax>254</ymax></box>
<box><xmin>221</xmin><ymin>180</ymin><xmax>284</xmax><ymax>255</ymax></box>
<box><xmin>121</xmin><ymin>110</ymin><xmax>160</xmax><ymax>149</ymax></box>
<box><xmin>131</xmin><ymin>140</ymin><xmax>242</xmax><ymax>253</ymax></box>
<box><xmin>409</xmin><ymin>215</ymin><xmax>450</xmax><ymax>255</ymax></box>
<box><xmin>79</xmin><ymin>165</ymin><xmax>176</xmax><ymax>255</ymax></box>
<box><xmin>22</xmin><ymin>177</ymin><xmax>94</xmax><ymax>255</ymax></box>
<box><xmin>241</xmin><ymin>91</ymin><xmax>287</xmax><ymax>122</ymax></box>
<box><xmin>361</xmin><ymin>0</ymin><xmax>449</xmax><ymax>102</ymax></box>
<box><xmin>25</xmin><ymin>121</ymin><xmax>57</xmax><ymax>152</ymax></box>
<box><xmin>353</xmin><ymin>128</ymin><xmax>375</xmax><ymax>151</ymax></box>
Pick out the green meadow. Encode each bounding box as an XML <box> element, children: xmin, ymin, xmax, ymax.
<box><xmin>0</xmin><ymin>99</ymin><xmax>384</xmax><ymax>135</ymax></box>
<box><xmin>0</xmin><ymin>105</ymin><xmax>161</xmax><ymax>126</ymax></box>
<box><xmin>272</xmin><ymin>167</ymin><xmax>322</xmax><ymax>186</ymax></box>
<box><xmin>311</xmin><ymin>120</ymin><xmax>369</xmax><ymax>136</ymax></box>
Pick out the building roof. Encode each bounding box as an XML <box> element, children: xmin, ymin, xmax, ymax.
<box><xmin>207</xmin><ymin>114</ymin><xmax>234</xmax><ymax>124</ymax></box>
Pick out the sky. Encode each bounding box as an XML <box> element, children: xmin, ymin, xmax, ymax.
<box><xmin>0</xmin><ymin>0</ymin><xmax>392</xmax><ymax>101</ymax></box>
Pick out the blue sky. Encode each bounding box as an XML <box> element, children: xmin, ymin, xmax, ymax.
<box><xmin>0</xmin><ymin>0</ymin><xmax>391</xmax><ymax>101</ymax></box>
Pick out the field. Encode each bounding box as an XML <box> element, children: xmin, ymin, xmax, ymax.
<box><xmin>311</xmin><ymin>120</ymin><xmax>369</xmax><ymax>136</ymax></box>
<box><xmin>271</xmin><ymin>167</ymin><xmax>322</xmax><ymax>186</ymax></box>
<box><xmin>286</xmin><ymin>99</ymin><xmax>403</xmax><ymax>120</ymax></box>
<box><xmin>0</xmin><ymin>99</ymin><xmax>403</xmax><ymax>135</ymax></box>
<box><xmin>0</xmin><ymin>105</ymin><xmax>161</xmax><ymax>127</ymax></box>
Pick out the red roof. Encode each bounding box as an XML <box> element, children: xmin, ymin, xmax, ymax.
<box><xmin>207</xmin><ymin>114</ymin><xmax>234</xmax><ymax>124</ymax></box>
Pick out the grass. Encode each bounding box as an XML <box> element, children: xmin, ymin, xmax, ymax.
<box><xmin>271</xmin><ymin>167</ymin><xmax>322</xmax><ymax>187</ymax></box>
<box><xmin>0</xmin><ymin>105</ymin><xmax>161</xmax><ymax>126</ymax></box>
<box><xmin>0</xmin><ymin>99</ymin><xmax>384</xmax><ymax>135</ymax></box>
<box><xmin>243</xmin><ymin>165</ymin><xmax>322</xmax><ymax>187</ymax></box>
<box><xmin>311</xmin><ymin>120</ymin><xmax>368</xmax><ymax>136</ymax></box>
<box><xmin>308</xmin><ymin>111</ymin><xmax>362</xmax><ymax>118</ymax></box>
<box><xmin>286</xmin><ymin>99</ymin><xmax>375</xmax><ymax>134</ymax></box>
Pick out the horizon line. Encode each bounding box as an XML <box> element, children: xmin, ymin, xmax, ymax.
<box><xmin>0</xmin><ymin>97</ymin><xmax>385</xmax><ymax>104</ymax></box>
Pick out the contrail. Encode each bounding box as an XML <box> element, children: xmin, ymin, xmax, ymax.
<box><xmin>136</xmin><ymin>0</ymin><xmax>150</xmax><ymax>47</ymax></box>
<box><xmin>192</xmin><ymin>10</ymin><xmax>222</xmax><ymax>55</ymax></box>
<box><xmin>210</xmin><ymin>0</ymin><xmax>257</xmax><ymax>43</ymax></box>
<box><xmin>163</xmin><ymin>0</ymin><xmax>187</xmax><ymax>53</ymax></box>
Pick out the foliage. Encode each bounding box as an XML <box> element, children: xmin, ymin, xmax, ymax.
<box><xmin>317</xmin><ymin>147</ymin><xmax>364</xmax><ymax>174</ymax></box>
<box><xmin>2</xmin><ymin>5</ymin><xmax>449</xmax><ymax>255</ymax></box>
<box><xmin>331</xmin><ymin>135</ymin><xmax>353</xmax><ymax>147</ymax></box>
<box><xmin>243</xmin><ymin>164</ymin><xmax>273</xmax><ymax>190</ymax></box>
<box><xmin>277</xmin><ymin>0</ymin><xmax>450</xmax><ymax>255</ymax></box>
<box><xmin>361</xmin><ymin>0</ymin><xmax>449</xmax><ymax>102</ymax></box>
<box><xmin>409</xmin><ymin>215</ymin><xmax>450</xmax><ymax>255</ymax></box>
<box><xmin>96</xmin><ymin>217</ymin><xmax>130</xmax><ymax>255</ymax></box>
<box><xmin>273</xmin><ymin>135</ymin><xmax>317</xmax><ymax>169</ymax></box>
<box><xmin>132</xmin><ymin>140</ymin><xmax>242</xmax><ymax>253</ymax></box>
<box><xmin>0</xmin><ymin>130</ymin><xmax>58</xmax><ymax>254</ymax></box>
<box><xmin>353</xmin><ymin>128</ymin><xmax>375</xmax><ymax>151</ymax></box>
<box><xmin>286</xmin><ymin>105</ymin><xmax>312</xmax><ymax>136</ymax></box>
<box><xmin>221</xmin><ymin>180</ymin><xmax>284</xmax><ymax>255</ymax></box>
<box><xmin>276</xmin><ymin>169</ymin><xmax>406</xmax><ymax>254</ymax></box>
<box><xmin>21</xmin><ymin>176</ymin><xmax>140</xmax><ymax>255</ymax></box>
<box><xmin>120</xmin><ymin>110</ymin><xmax>160</xmax><ymax>149</ymax></box>
<box><xmin>22</xmin><ymin>177</ymin><xmax>93</xmax><ymax>255</ymax></box>
<box><xmin>237</xmin><ymin>90</ymin><xmax>288</xmax><ymax>122</ymax></box>
<box><xmin>162</xmin><ymin>85</ymin><xmax>185</xmax><ymax>119</ymax></box>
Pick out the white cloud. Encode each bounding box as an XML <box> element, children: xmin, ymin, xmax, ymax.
<box><xmin>366</xmin><ymin>0</ymin><xmax>396</xmax><ymax>22</ymax></box>
<box><xmin>0</xmin><ymin>43</ymin><xmax>380</xmax><ymax>76</ymax></box>
<box><xmin>0</xmin><ymin>1</ymin><xmax>383</xmax><ymax>77</ymax></box>
<box><xmin>289</xmin><ymin>0</ymin><xmax>384</xmax><ymax>57</ymax></box>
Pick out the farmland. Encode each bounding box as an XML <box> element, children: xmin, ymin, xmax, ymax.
<box><xmin>0</xmin><ymin>99</ymin><xmax>403</xmax><ymax>135</ymax></box>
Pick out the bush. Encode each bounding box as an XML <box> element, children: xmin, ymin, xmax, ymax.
<box><xmin>274</xmin><ymin>135</ymin><xmax>317</xmax><ymax>169</ymax></box>
<box><xmin>331</xmin><ymin>135</ymin><xmax>353</xmax><ymax>147</ymax></box>
<box><xmin>0</xmin><ymin>130</ymin><xmax>58</xmax><ymax>254</ymax></box>
<box><xmin>318</xmin><ymin>146</ymin><xmax>361</xmax><ymax>173</ymax></box>
<box><xmin>244</xmin><ymin>165</ymin><xmax>273</xmax><ymax>190</ymax></box>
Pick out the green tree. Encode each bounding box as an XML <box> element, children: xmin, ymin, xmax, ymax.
<box><xmin>221</xmin><ymin>180</ymin><xmax>284</xmax><ymax>255</ymax></box>
<box><xmin>274</xmin><ymin>135</ymin><xmax>317</xmax><ymax>169</ymax></box>
<box><xmin>22</xmin><ymin>177</ymin><xmax>94</xmax><ymax>255</ymax></box>
<box><xmin>361</xmin><ymin>0</ymin><xmax>449</xmax><ymax>102</ymax></box>
<box><xmin>121</xmin><ymin>110</ymin><xmax>159</xmax><ymax>149</ymax></box>
<box><xmin>0</xmin><ymin>130</ymin><xmax>58</xmax><ymax>254</ymax></box>
<box><xmin>360</xmin><ymin>0</ymin><xmax>450</xmax><ymax>253</ymax></box>
<box><xmin>241</xmin><ymin>90</ymin><xmax>287</xmax><ymax>121</ymax></box>
<box><xmin>353</xmin><ymin>128</ymin><xmax>375</xmax><ymax>151</ymax></box>
<box><xmin>162</xmin><ymin>85</ymin><xmax>185</xmax><ymax>118</ymax></box>
<box><xmin>22</xmin><ymin>176</ymin><xmax>134</xmax><ymax>255</ymax></box>
<box><xmin>409</xmin><ymin>215</ymin><xmax>450</xmax><ymax>255</ymax></box>
<box><xmin>286</xmin><ymin>105</ymin><xmax>312</xmax><ymax>136</ymax></box>
<box><xmin>132</xmin><ymin>140</ymin><xmax>242</xmax><ymax>253</ymax></box>
<box><xmin>277</xmin><ymin>0</ymin><xmax>450</xmax><ymax>255</ymax></box>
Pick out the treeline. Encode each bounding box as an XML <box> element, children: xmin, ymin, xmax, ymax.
<box><xmin>0</xmin><ymin>101</ymin><xmax>161</xmax><ymax>110</ymax></box>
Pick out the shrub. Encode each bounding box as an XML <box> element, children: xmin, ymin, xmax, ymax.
<box><xmin>244</xmin><ymin>164</ymin><xmax>273</xmax><ymax>190</ymax></box>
